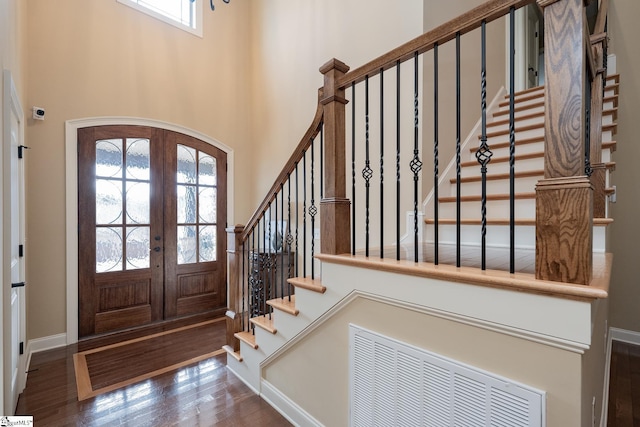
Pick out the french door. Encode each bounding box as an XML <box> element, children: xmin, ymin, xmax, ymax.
<box><xmin>78</xmin><ymin>126</ymin><xmax>227</xmax><ymax>338</ymax></box>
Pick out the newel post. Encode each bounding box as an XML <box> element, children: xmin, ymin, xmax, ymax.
<box><xmin>319</xmin><ymin>59</ymin><xmax>351</xmax><ymax>255</ymax></box>
<box><xmin>535</xmin><ymin>0</ymin><xmax>593</xmax><ymax>284</ymax></box>
<box><xmin>225</xmin><ymin>225</ymin><xmax>244</xmax><ymax>350</ymax></box>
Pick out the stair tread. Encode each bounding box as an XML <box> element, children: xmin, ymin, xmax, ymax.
<box><xmin>424</xmin><ymin>217</ymin><xmax>614</xmax><ymax>225</ymax></box>
<box><xmin>452</xmin><ymin>170</ymin><xmax>543</xmax><ymax>184</ymax></box>
<box><xmin>267</xmin><ymin>295</ymin><xmax>299</xmax><ymax>316</ymax></box>
<box><xmin>222</xmin><ymin>345</ymin><xmax>243</xmax><ymax>362</ymax></box>
<box><xmin>461</xmin><ymin>151</ymin><xmax>543</xmax><ymax>168</ymax></box>
<box><xmin>498</xmin><ymin>90</ymin><xmax>544</xmax><ymax>107</ymax></box>
<box><xmin>439</xmin><ymin>192</ymin><xmax>536</xmax><ymax>203</ymax></box>
<box><xmin>480</xmin><ymin>122</ymin><xmax>543</xmax><ymax>139</ymax></box>
<box><xmin>469</xmin><ymin>135</ymin><xmax>543</xmax><ymax>153</ymax></box>
<box><xmin>489</xmin><ymin>110</ymin><xmax>544</xmax><ymax>128</ymax></box>
<box><xmin>250</xmin><ymin>314</ymin><xmax>277</xmax><ymax>334</ymax></box>
<box><xmin>503</xmin><ymin>85</ymin><xmax>545</xmax><ymax>98</ymax></box>
<box><xmin>234</xmin><ymin>331</ymin><xmax>258</xmax><ymax>349</ymax></box>
<box><xmin>288</xmin><ymin>276</ymin><xmax>326</xmax><ymax>293</ymax></box>
<box><xmin>494</xmin><ymin>100</ymin><xmax>544</xmax><ymax>118</ymax></box>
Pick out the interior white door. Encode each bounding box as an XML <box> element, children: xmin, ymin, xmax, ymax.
<box><xmin>3</xmin><ymin>69</ymin><xmax>26</xmax><ymax>415</ymax></box>
<box><xmin>526</xmin><ymin>5</ymin><xmax>541</xmax><ymax>89</ymax></box>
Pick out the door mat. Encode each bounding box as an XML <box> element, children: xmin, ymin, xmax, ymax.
<box><xmin>73</xmin><ymin>318</ymin><xmax>226</xmax><ymax>401</ymax></box>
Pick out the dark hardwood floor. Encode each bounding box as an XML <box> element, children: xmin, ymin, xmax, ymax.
<box><xmin>608</xmin><ymin>340</ymin><xmax>640</xmax><ymax>427</ymax></box>
<box><xmin>16</xmin><ymin>321</ymin><xmax>292</xmax><ymax>427</ymax></box>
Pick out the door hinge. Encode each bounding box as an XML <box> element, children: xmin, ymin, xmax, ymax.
<box><xmin>18</xmin><ymin>145</ymin><xmax>30</xmax><ymax>159</ymax></box>
<box><xmin>19</xmin><ymin>342</ymin><xmax>24</xmax><ymax>355</ymax></box>
<box><xmin>19</xmin><ymin>244</ymin><xmax>24</xmax><ymax>257</ymax></box>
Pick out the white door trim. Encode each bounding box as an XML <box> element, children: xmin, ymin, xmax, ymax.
<box><xmin>3</xmin><ymin>68</ymin><xmax>26</xmax><ymax>415</ymax></box>
<box><xmin>65</xmin><ymin>117</ymin><xmax>235</xmax><ymax>344</ymax></box>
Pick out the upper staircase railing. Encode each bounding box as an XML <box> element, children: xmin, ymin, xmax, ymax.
<box><xmin>226</xmin><ymin>0</ymin><xmax>612</xmax><ymax>350</ymax></box>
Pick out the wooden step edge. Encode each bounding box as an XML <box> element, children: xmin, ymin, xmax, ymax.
<box><xmin>267</xmin><ymin>296</ymin><xmax>299</xmax><ymax>316</ymax></box>
<box><xmin>606</xmin><ymin>73</ymin><xmax>619</xmax><ymax>84</ymax></box>
<box><xmin>603</xmin><ymin>122</ymin><xmax>617</xmax><ymax>133</ymax></box>
<box><xmin>249</xmin><ymin>314</ymin><xmax>277</xmax><ymax>334</ymax></box>
<box><xmin>470</xmin><ymin>136</ymin><xmax>543</xmax><ymax>153</ymax></box>
<box><xmin>493</xmin><ymin>100</ymin><xmax>544</xmax><ymax>117</ymax></box>
<box><xmin>498</xmin><ymin>90</ymin><xmax>544</xmax><ymax>107</ymax></box>
<box><xmin>424</xmin><ymin>217</ymin><xmax>613</xmax><ymax>226</ymax></box>
<box><xmin>452</xmin><ymin>170</ymin><xmax>544</xmax><ymax>184</ymax></box>
<box><xmin>606</xmin><ymin>161</ymin><xmax>616</xmax><ymax>171</ymax></box>
<box><xmin>489</xmin><ymin>110</ymin><xmax>544</xmax><ymax>128</ymax></box>
<box><xmin>503</xmin><ymin>85</ymin><xmax>545</xmax><ymax>99</ymax></box>
<box><xmin>603</xmin><ymin>83</ymin><xmax>619</xmax><ymax>96</ymax></box>
<box><xmin>316</xmin><ymin>252</ymin><xmax>610</xmax><ymax>301</ymax></box>
<box><xmin>438</xmin><ymin>192</ymin><xmax>536</xmax><ymax>203</ymax></box>
<box><xmin>288</xmin><ymin>276</ymin><xmax>326</xmax><ymax>294</ymax></box>
<box><xmin>603</xmin><ymin>95</ymin><xmax>618</xmax><ymax>107</ymax></box>
<box><xmin>461</xmin><ymin>151</ymin><xmax>543</xmax><ymax>168</ymax></box>
<box><xmin>479</xmin><ymin>122</ymin><xmax>543</xmax><ymax>139</ymax></box>
<box><xmin>222</xmin><ymin>345</ymin><xmax>243</xmax><ymax>362</ymax></box>
<box><xmin>234</xmin><ymin>331</ymin><xmax>258</xmax><ymax>349</ymax></box>
<box><xmin>602</xmin><ymin>141</ymin><xmax>617</xmax><ymax>152</ymax></box>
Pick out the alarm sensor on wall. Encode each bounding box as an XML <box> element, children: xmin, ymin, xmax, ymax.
<box><xmin>32</xmin><ymin>107</ymin><xmax>45</xmax><ymax>120</ymax></box>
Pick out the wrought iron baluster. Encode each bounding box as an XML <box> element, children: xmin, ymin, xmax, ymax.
<box><xmin>411</xmin><ymin>52</ymin><xmax>423</xmax><ymax>263</ymax></box>
<box><xmin>585</xmin><ymin>68</ymin><xmax>592</xmax><ymax>177</ymax></box>
<box><xmin>303</xmin><ymin>152</ymin><xmax>307</xmax><ymax>278</ymax></box>
<box><xmin>475</xmin><ymin>21</ymin><xmax>492</xmax><ymax>271</ymax></box>
<box><xmin>351</xmin><ymin>82</ymin><xmax>356</xmax><ymax>256</ymax></box>
<box><xmin>433</xmin><ymin>42</ymin><xmax>439</xmax><ymax>265</ymax></box>
<box><xmin>396</xmin><ymin>60</ymin><xmax>401</xmax><ymax>261</ymax></box>
<box><xmin>363</xmin><ymin>75</ymin><xmax>372</xmax><ymax>257</ymax></box>
<box><xmin>509</xmin><ymin>8</ymin><xmax>516</xmax><ymax>274</ymax></box>
<box><xmin>241</xmin><ymin>240</ymin><xmax>246</xmax><ymax>331</ymax></box>
<box><xmin>250</xmin><ymin>228</ymin><xmax>256</xmax><ymax>333</ymax></box>
<box><xmin>310</xmin><ymin>139</ymin><xmax>317</xmax><ymax>279</ymax></box>
<box><xmin>320</xmin><ymin>125</ymin><xmax>324</xmax><ymax>199</ymax></box>
<box><xmin>287</xmin><ymin>176</ymin><xmax>293</xmax><ymax>300</ymax></box>
<box><xmin>295</xmin><ymin>163</ymin><xmax>299</xmax><ymax>278</ymax></box>
<box><xmin>380</xmin><ymin>68</ymin><xmax>385</xmax><ymax>259</ymax></box>
<box><xmin>455</xmin><ymin>32</ymin><xmax>461</xmax><ymax>268</ymax></box>
<box><xmin>266</xmin><ymin>206</ymin><xmax>272</xmax><ymax>319</ymax></box>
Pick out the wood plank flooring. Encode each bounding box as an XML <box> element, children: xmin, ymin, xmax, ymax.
<box><xmin>16</xmin><ymin>320</ymin><xmax>291</xmax><ymax>426</ymax></box>
<box><xmin>608</xmin><ymin>340</ymin><xmax>640</xmax><ymax>426</ymax></box>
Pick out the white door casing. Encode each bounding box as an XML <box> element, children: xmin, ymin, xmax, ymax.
<box><xmin>3</xmin><ymin>69</ymin><xmax>27</xmax><ymax>415</ymax></box>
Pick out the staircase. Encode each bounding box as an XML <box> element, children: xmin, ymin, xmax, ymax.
<box><xmin>422</xmin><ymin>76</ymin><xmax>618</xmax><ymax>256</ymax></box>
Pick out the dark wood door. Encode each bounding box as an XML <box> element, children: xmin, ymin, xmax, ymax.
<box><xmin>78</xmin><ymin>126</ymin><xmax>227</xmax><ymax>338</ymax></box>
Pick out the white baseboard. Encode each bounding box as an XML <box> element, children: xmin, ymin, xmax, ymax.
<box><xmin>261</xmin><ymin>380</ymin><xmax>323</xmax><ymax>427</ymax></box>
<box><xmin>25</xmin><ymin>333</ymin><xmax>67</xmax><ymax>373</ymax></box>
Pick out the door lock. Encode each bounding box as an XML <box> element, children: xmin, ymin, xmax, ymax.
<box><xmin>153</xmin><ymin>246</ymin><xmax>161</xmax><ymax>252</ymax></box>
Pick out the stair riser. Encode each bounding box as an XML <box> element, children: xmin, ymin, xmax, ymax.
<box><xmin>424</xmin><ymin>223</ymin><xmax>608</xmax><ymax>252</ymax></box>
<box><xmin>438</xmin><ymin>198</ymin><xmax>534</xmax><ymax>219</ymax></box>
<box><xmin>497</xmin><ymin>95</ymin><xmax>544</xmax><ymax>111</ymax></box>
<box><xmin>425</xmin><ymin>223</ymin><xmax>536</xmax><ymax>250</ymax></box>
<box><xmin>487</xmin><ymin>116</ymin><xmax>544</xmax><ymax>133</ymax></box>
<box><xmin>226</xmin><ymin>346</ymin><xmax>263</xmax><ymax>392</ymax></box>
<box><xmin>494</xmin><ymin>104</ymin><xmax>544</xmax><ymax>120</ymax></box>
<box><xmin>449</xmin><ymin>175</ymin><xmax>541</xmax><ymax>197</ymax></box>
<box><xmin>480</xmin><ymin>127</ymin><xmax>544</xmax><ymax>144</ymax></box>
<box><xmin>254</xmin><ymin>325</ymin><xmax>287</xmax><ymax>356</ymax></box>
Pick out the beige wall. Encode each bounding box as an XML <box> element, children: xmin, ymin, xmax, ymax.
<box><xmin>607</xmin><ymin>0</ymin><xmax>640</xmax><ymax>332</ymax></box>
<box><xmin>264</xmin><ymin>296</ymin><xmax>584</xmax><ymax>426</ymax></box>
<box><xmin>248</xmin><ymin>0</ymin><xmax>423</xmax><ymax>207</ymax></box>
<box><xmin>25</xmin><ymin>0</ymin><xmax>252</xmax><ymax>340</ymax></box>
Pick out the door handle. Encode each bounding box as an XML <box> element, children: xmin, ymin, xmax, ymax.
<box><xmin>11</xmin><ymin>282</ymin><xmax>25</xmax><ymax>288</ymax></box>
<box><xmin>153</xmin><ymin>246</ymin><xmax>161</xmax><ymax>252</ymax></box>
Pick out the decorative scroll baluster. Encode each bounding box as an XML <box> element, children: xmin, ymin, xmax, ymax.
<box><xmin>455</xmin><ymin>33</ymin><xmax>461</xmax><ymax>268</ymax></box>
<box><xmin>585</xmin><ymin>68</ymin><xmax>592</xmax><ymax>177</ymax></box>
<box><xmin>351</xmin><ymin>83</ymin><xmax>357</xmax><ymax>256</ymax></box>
<box><xmin>295</xmin><ymin>163</ymin><xmax>299</xmax><ymax>277</ymax></box>
<box><xmin>433</xmin><ymin>42</ymin><xmax>439</xmax><ymax>265</ymax></box>
<box><xmin>320</xmin><ymin>126</ymin><xmax>324</xmax><ymax>199</ymax></box>
<box><xmin>508</xmin><ymin>8</ymin><xmax>516</xmax><ymax>274</ymax></box>
<box><xmin>363</xmin><ymin>76</ymin><xmax>372</xmax><ymax>257</ymax></box>
<box><xmin>396</xmin><ymin>61</ymin><xmax>401</xmax><ymax>261</ymax></box>
<box><xmin>475</xmin><ymin>21</ymin><xmax>492</xmax><ymax>271</ymax></box>
<box><xmin>266</xmin><ymin>207</ymin><xmax>272</xmax><ymax>319</ymax></box>
<box><xmin>380</xmin><ymin>68</ymin><xmax>385</xmax><ymax>259</ymax></box>
<box><xmin>241</xmin><ymin>240</ymin><xmax>246</xmax><ymax>331</ymax></box>
<box><xmin>411</xmin><ymin>52</ymin><xmax>423</xmax><ymax>263</ymax></box>
<box><xmin>310</xmin><ymin>139</ymin><xmax>317</xmax><ymax>279</ymax></box>
<box><xmin>287</xmin><ymin>177</ymin><xmax>293</xmax><ymax>300</ymax></box>
<box><xmin>302</xmin><ymin>152</ymin><xmax>307</xmax><ymax>277</ymax></box>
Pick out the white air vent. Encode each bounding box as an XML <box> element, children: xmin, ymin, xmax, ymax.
<box><xmin>349</xmin><ymin>325</ymin><xmax>545</xmax><ymax>427</ymax></box>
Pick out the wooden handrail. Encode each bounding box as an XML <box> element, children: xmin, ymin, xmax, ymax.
<box><xmin>338</xmin><ymin>0</ymin><xmax>535</xmax><ymax>88</ymax></box>
<box><xmin>593</xmin><ymin>0</ymin><xmax>609</xmax><ymax>35</ymax></box>
<box><xmin>240</xmin><ymin>90</ymin><xmax>324</xmax><ymax>242</ymax></box>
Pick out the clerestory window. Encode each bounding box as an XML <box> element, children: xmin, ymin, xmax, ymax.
<box><xmin>117</xmin><ymin>0</ymin><xmax>203</xmax><ymax>37</ymax></box>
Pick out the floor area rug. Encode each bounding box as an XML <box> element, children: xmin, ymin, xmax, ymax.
<box><xmin>73</xmin><ymin>318</ymin><xmax>226</xmax><ymax>401</ymax></box>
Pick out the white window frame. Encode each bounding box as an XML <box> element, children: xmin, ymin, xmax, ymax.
<box><xmin>117</xmin><ymin>0</ymin><xmax>203</xmax><ymax>38</ymax></box>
